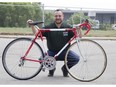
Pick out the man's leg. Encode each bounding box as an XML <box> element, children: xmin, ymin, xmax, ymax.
<box><xmin>67</xmin><ymin>50</ymin><xmax>80</xmax><ymax>68</ymax></box>
<box><xmin>47</xmin><ymin>50</ymin><xmax>56</xmax><ymax>77</ymax></box>
<box><xmin>47</xmin><ymin>50</ymin><xmax>80</xmax><ymax>77</ymax></box>
<box><xmin>61</xmin><ymin>50</ymin><xmax>80</xmax><ymax>77</ymax></box>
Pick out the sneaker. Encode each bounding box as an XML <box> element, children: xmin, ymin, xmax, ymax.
<box><xmin>61</xmin><ymin>66</ymin><xmax>69</xmax><ymax>77</ymax></box>
<box><xmin>48</xmin><ymin>68</ymin><xmax>56</xmax><ymax>77</ymax></box>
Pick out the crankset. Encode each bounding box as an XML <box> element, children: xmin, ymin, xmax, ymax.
<box><xmin>42</xmin><ymin>56</ymin><xmax>56</xmax><ymax>70</ymax></box>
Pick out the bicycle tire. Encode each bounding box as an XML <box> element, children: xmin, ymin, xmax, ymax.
<box><xmin>2</xmin><ymin>38</ymin><xmax>44</xmax><ymax>80</ymax></box>
<box><xmin>64</xmin><ymin>39</ymin><xmax>107</xmax><ymax>82</ymax></box>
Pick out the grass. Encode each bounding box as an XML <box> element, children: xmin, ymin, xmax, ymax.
<box><xmin>87</xmin><ymin>30</ymin><xmax>116</xmax><ymax>37</ymax></box>
<box><xmin>0</xmin><ymin>27</ymin><xmax>32</xmax><ymax>35</ymax></box>
<box><xmin>0</xmin><ymin>27</ymin><xmax>116</xmax><ymax>37</ymax></box>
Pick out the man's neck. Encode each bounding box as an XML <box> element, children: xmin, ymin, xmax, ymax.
<box><xmin>55</xmin><ymin>22</ymin><xmax>62</xmax><ymax>28</ymax></box>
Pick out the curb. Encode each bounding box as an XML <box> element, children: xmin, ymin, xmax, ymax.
<box><xmin>0</xmin><ymin>35</ymin><xmax>34</xmax><ymax>39</ymax></box>
<box><xmin>0</xmin><ymin>35</ymin><xmax>116</xmax><ymax>40</ymax></box>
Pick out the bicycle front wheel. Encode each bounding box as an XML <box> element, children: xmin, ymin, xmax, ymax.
<box><xmin>65</xmin><ymin>39</ymin><xmax>107</xmax><ymax>82</ymax></box>
<box><xmin>2</xmin><ymin>38</ymin><xmax>44</xmax><ymax>80</ymax></box>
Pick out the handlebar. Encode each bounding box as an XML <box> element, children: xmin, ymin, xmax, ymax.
<box><xmin>78</xmin><ymin>22</ymin><xmax>91</xmax><ymax>35</ymax></box>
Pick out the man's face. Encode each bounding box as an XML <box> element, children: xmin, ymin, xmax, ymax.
<box><xmin>54</xmin><ymin>11</ymin><xmax>64</xmax><ymax>24</ymax></box>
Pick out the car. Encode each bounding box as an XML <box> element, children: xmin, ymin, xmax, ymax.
<box><xmin>91</xmin><ymin>20</ymin><xmax>100</xmax><ymax>29</ymax></box>
<box><xmin>112</xmin><ymin>24</ymin><xmax>116</xmax><ymax>30</ymax></box>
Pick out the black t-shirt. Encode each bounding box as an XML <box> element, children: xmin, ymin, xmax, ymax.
<box><xmin>43</xmin><ymin>22</ymin><xmax>74</xmax><ymax>52</ymax></box>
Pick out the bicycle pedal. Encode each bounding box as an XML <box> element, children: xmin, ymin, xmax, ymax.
<box><xmin>42</xmin><ymin>68</ymin><xmax>46</xmax><ymax>72</ymax></box>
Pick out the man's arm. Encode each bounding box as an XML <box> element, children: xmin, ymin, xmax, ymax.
<box><xmin>27</xmin><ymin>19</ymin><xmax>38</xmax><ymax>35</ymax></box>
<box><xmin>77</xmin><ymin>27</ymin><xmax>82</xmax><ymax>38</ymax></box>
<box><xmin>74</xmin><ymin>25</ymin><xmax>82</xmax><ymax>38</ymax></box>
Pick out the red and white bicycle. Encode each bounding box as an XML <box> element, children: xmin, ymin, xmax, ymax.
<box><xmin>2</xmin><ymin>21</ymin><xmax>107</xmax><ymax>82</ymax></box>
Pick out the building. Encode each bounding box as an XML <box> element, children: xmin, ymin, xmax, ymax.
<box><xmin>62</xmin><ymin>10</ymin><xmax>116</xmax><ymax>24</ymax></box>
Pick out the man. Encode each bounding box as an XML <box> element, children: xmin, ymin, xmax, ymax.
<box><xmin>27</xmin><ymin>9</ymin><xmax>80</xmax><ymax>77</ymax></box>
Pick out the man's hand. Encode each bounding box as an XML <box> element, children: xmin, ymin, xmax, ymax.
<box><xmin>27</xmin><ymin>19</ymin><xmax>33</xmax><ymax>27</ymax></box>
<box><xmin>27</xmin><ymin>19</ymin><xmax>38</xmax><ymax>35</ymax></box>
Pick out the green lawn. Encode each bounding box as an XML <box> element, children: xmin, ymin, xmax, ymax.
<box><xmin>0</xmin><ymin>27</ymin><xmax>116</xmax><ymax>37</ymax></box>
<box><xmin>0</xmin><ymin>27</ymin><xmax>32</xmax><ymax>35</ymax></box>
<box><xmin>87</xmin><ymin>30</ymin><xmax>116</xmax><ymax>37</ymax></box>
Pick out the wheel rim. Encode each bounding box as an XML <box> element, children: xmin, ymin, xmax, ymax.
<box><xmin>2</xmin><ymin>38</ymin><xmax>44</xmax><ymax>80</ymax></box>
<box><xmin>65</xmin><ymin>39</ymin><xmax>107</xmax><ymax>82</ymax></box>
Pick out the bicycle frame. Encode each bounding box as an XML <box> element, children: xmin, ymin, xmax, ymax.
<box><xmin>22</xmin><ymin>26</ymin><xmax>78</xmax><ymax>62</ymax></box>
<box><xmin>21</xmin><ymin>21</ymin><xmax>90</xmax><ymax>63</ymax></box>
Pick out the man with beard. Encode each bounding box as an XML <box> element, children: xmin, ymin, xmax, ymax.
<box><xmin>27</xmin><ymin>9</ymin><xmax>80</xmax><ymax>77</ymax></box>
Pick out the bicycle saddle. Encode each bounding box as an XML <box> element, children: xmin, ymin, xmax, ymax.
<box><xmin>29</xmin><ymin>21</ymin><xmax>44</xmax><ymax>25</ymax></box>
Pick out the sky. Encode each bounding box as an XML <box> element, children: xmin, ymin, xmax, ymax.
<box><xmin>1</xmin><ymin>0</ymin><xmax>116</xmax><ymax>10</ymax></box>
<box><xmin>38</xmin><ymin>0</ymin><xmax>116</xmax><ymax>10</ymax></box>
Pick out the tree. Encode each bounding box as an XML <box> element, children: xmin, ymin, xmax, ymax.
<box><xmin>44</xmin><ymin>11</ymin><xmax>54</xmax><ymax>25</ymax></box>
<box><xmin>68</xmin><ymin>12</ymin><xmax>90</xmax><ymax>25</ymax></box>
<box><xmin>0</xmin><ymin>2</ymin><xmax>42</xmax><ymax>27</ymax></box>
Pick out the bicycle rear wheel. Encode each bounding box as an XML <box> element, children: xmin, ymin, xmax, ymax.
<box><xmin>2</xmin><ymin>38</ymin><xmax>44</xmax><ymax>80</ymax></box>
<box><xmin>65</xmin><ymin>39</ymin><xmax>107</xmax><ymax>82</ymax></box>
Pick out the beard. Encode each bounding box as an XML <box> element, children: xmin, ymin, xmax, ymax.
<box><xmin>55</xmin><ymin>19</ymin><xmax>62</xmax><ymax>24</ymax></box>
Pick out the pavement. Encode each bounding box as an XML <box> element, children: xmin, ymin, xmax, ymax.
<box><xmin>0</xmin><ymin>35</ymin><xmax>116</xmax><ymax>84</ymax></box>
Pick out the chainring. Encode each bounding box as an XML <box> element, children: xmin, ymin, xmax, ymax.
<box><xmin>43</xmin><ymin>56</ymin><xmax>56</xmax><ymax>70</ymax></box>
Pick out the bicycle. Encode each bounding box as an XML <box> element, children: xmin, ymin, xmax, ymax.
<box><xmin>2</xmin><ymin>21</ymin><xmax>107</xmax><ymax>82</ymax></box>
